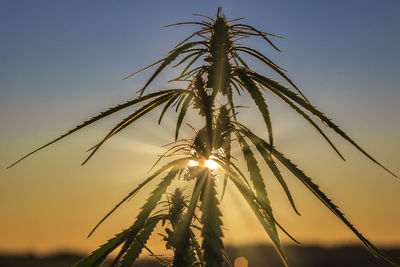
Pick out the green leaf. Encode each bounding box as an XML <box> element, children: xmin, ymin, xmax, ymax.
<box><xmin>221</xmin><ymin>165</ymin><xmax>289</xmax><ymax>267</ymax></box>
<box><xmin>226</xmin><ymin>85</ymin><xmax>236</xmax><ymax>121</ymax></box>
<box><xmin>238</xmin><ymin>127</ymin><xmax>399</xmax><ymax>267</ymax></box>
<box><xmin>235</xmin><ymin>68</ymin><xmax>274</xmax><ymax>145</ymax></box>
<box><xmin>193</xmin><ymin>74</ymin><xmax>213</xmax><ymax>151</ymax></box>
<box><xmin>251</xmin><ymin>74</ymin><xmax>344</xmax><ymax>160</ymax></box>
<box><xmin>234</xmin><ymin>47</ymin><xmax>310</xmax><ymax>103</ymax></box>
<box><xmin>200</xmin><ymin>174</ymin><xmax>224</xmax><ymax>267</ymax></box>
<box><xmin>215</xmin><ymin>157</ymin><xmax>298</xmax><ymax>243</ymax></box>
<box><xmin>179</xmin><ymin>52</ymin><xmax>204</xmax><ymax>79</ymax></box>
<box><xmin>7</xmin><ymin>90</ymin><xmax>182</xmax><ymax>168</ymax></box>
<box><xmin>220</xmin><ymin>129</ymin><xmax>231</xmax><ymax>201</ymax></box>
<box><xmin>86</xmin><ymin>165</ymin><xmax>183</xmax><ymax>267</ymax></box>
<box><xmin>109</xmin><ymin>216</ymin><xmax>164</xmax><ymax>267</ymax></box>
<box><xmin>116</xmin><ymin>166</ymin><xmax>180</xmax><ymax>267</ymax></box>
<box><xmin>74</xmin><ymin>229</ymin><xmax>129</xmax><ymax>267</ymax></box>
<box><xmin>148</xmin><ymin>143</ymin><xmax>191</xmax><ymax>173</ymax></box>
<box><xmin>230</xmin><ymin>77</ymin><xmax>243</xmax><ymax>95</ymax></box>
<box><xmin>247</xmin><ymin>71</ymin><xmax>396</xmax><ymax>177</ymax></box>
<box><xmin>173</xmin><ymin>50</ymin><xmax>204</xmax><ymax>68</ymax></box>
<box><xmin>138</xmin><ymin>41</ymin><xmax>207</xmax><ymax>96</ymax></box>
<box><xmin>212</xmin><ymin>105</ymin><xmax>229</xmax><ymax>149</ymax></box>
<box><xmin>221</xmin><ymin>174</ymin><xmax>229</xmax><ymax>202</ymax></box>
<box><xmin>82</xmin><ymin>93</ymin><xmax>175</xmax><ymax>165</ymax></box>
<box><xmin>190</xmin><ymin>229</ymin><xmax>204</xmax><ymax>263</ymax></box>
<box><xmin>163</xmin><ymin>21</ymin><xmax>211</xmax><ymax>28</ymax></box>
<box><xmin>231</xmin><ymin>51</ymin><xmax>249</xmax><ymax>69</ymax></box>
<box><xmin>119</xmin><ymin>218</ymin><xmax>160</xmax><ymax>266</ymax></box>
<box><xmin>173</xmin><ymin>173</ymin><xmax>206</xmax><ymax>267</ymax></box>
<box><xmin>175</xmin><ymin>94</ymin><xmax>193</xmax><ymax>141</ymax></box>
<box><xmin>122</xmin><ymin>59</ymin><xmax>164</xmax><ymax>80</ymax></box>
<box><xmin>159</xmin><ymin>94</ymin><xmax>180</xmax><ymax>124</ymax></box>
<box><xmin>231</xmin><ymin>24</ymin><xmax>281</xmax><ymax>52</ymax></box>
<box><xmin>237</xmin><ymin>135</ymin><xmax>278</xmax><ymax>217</ymax></box>
<box><xmin>173</xmin><ymin>30</ymin><xmax>208</xmax><ymax>49</ymax></box>
<box><xmin>140</xmin><ymin>167</ymin><xmax>184</xmax><ymax>210</ymax></box>
<box><xmin>237</xmin><ymin>127</ymin><xmax>300</xmax><ymax>215</ymax></box>
<box><xmin>234</xmin><ymin>47</ymin><xmax>283</xmax><ymax>72</ymax></box>
<box><xmin>280</xmin><ymin>149</ymin><xmax>398</xmax><ymax>265</ymax></box>
<box><xmin>222</xmin><ymin>250</ymin><xmax>234</xmax><ymax>267</ymax></box>
<box><xmin>270</xmin><ymin>146</ymin><xmax>399</xmax><ymax>266</ymax></box>
<box><xmin>88</xmin><ymin>158</ymin><xmax>190</xmax><ymax>237</ymax></box>
<box><xmin>215</xmin><ymin>155</ymin><xmax>251</xmax><ymax>188</ymax></box>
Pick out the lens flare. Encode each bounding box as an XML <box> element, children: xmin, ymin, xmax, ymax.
<box><xmin>188</xmin><ymin>160</ymin><xmax>199</xmax><ymax>167</ymax></box>
<box><xmin>205</xmin><ymin>159</ymin><xmax>219</xmax><ymax>170</ymax></box>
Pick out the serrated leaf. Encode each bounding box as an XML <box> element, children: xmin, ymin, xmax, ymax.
<box><xmin>247</xmin><ymin>70</ymin><xmax>396</xmax><ymax>177</ymax></box>
<box><xmin>173</xmin><ymin>173</ymin><xmax>206</xmax><ymax>267</ymax></box>
<box><xmin>270</xmin><ymin>146</ymin><xmax>399</xmax><ymax>267</ymax></box>
<box><xmin>138</xmin><ymin>41</ymin><xmax>207</xmax><ymax>96</ymax></box>
<box><xmin>88</xmin><ymin>158</ymin><xmax>189</xmax><ymax>237</ymax></box>
<box><xmin>173</xmin><ymin>50</ymin><xmax>204</xmax><ymax>69</ymax></box>
<box><xmin>237</xmin><ymin>134</ymin><xmax>278</xmax><ymax>218</ymax></box>
<box><xmin>237</xmin><ymin>128</ymin><xmax>300</xmax><ymax>215</ymax></box>
<box><xmin>74</xmin><ymin>229</ymin><xmax>129</xmax><ymax>267</ymax></box>
<box><xmin>226</xmin><ymin>85</ymin><xmax>236</xmax><ymax>121</ymax></box>
<box><xmin>234</xmin><ymin>47</ymin><xmax>309</xmax><ymax>103</ymax></box>
<box><xmin>82</xmin><ymin>93</ymin><xmax>175</xmax><ymax>165</ymax></box>
<box><xmin>119</xmin><ymin>218</ymin><xmax>160</xmax><ymax>266</ymax></box>
<box><xmin>231</xmin><ymin>24</ymin><xmax>281</xmax><ymax>52</ymax></box>
<box><xmin>173</xmin><ymin>30</ymin><xmax>207</xmax><ymax>49</ymax></box>
<box><xmin>220</xmin><ymin>164</ymin><xmax>289</xmax><ymax>267</ymax></box>
<box><xmin>115</xmin><ymin>167</ymin><xmax>180</xmax><ymax>266</ymax></box>
<box><xmin>235</xmin><ymin>68</ymin><xmax>273</xmax><ymax>145</ymax></box>
<box><xmin>200</xmin><ymin>174</ymin><xmax>224</xmax><ymax>267</ymax></box>
<box><xmin>159</xmin><ymin>94</ymin><xmax>180</xmax><ymax>125</ymax></box>
<box><xmin>133</xmin><ymin>166</ymin><xmax>181</xmax><ymax>228</ymax></box>
<box><xmin>220</xmin><ymin>130</ymin><xmax>231</xmax><ymax>201</ymax></box>
<box><xmin>8</xmin><ymin>90</ymin><xmax>182</xmax><ymax>168</ymax></box>
<box><xmin>176</xmin><ymin>94</ymin><xmax>193</xmax><ymax>141</ymax></box>
<box><xmin>190</xmin><ymin>229</ymin><xmax>204</xmax><ymax>263</ymax></box>
<box><xmin>251</xmin><ymin>75</ymin><xmax>344</xmax><ymax>160</ymax></box>
<box><xmin>80</xmin><ymin>166</ymin><xmax>183</xmax><ymax>267</ymax></box>
<box><xmin>179</xmin><ymin>52</ymin><xmax>204</xmax><ymax>79</ymax></box>
<box><xmin>212</xmin><ymin>105</ymin><xmax>229</xmax><ymax>149</ymax></box>
<box><xmin>238</xmin><ymin>126</ymin><xmax>399</xmax><ymax>267</ymax></box>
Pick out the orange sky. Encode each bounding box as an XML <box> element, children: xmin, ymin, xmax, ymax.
<box><xmin>1</xmin><ymin>96</ymin><xmax>399</xmax><ymax>255</ymax></box>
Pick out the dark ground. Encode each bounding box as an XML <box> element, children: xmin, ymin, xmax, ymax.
<box><xmin>1</xmin><ymin>245</ymin><xmax>399</xmax><ymax>267</ymax></box>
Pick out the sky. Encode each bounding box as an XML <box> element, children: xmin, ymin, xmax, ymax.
<box><xmin>1</xmin><ymin>0</ymin><xmax>400</xmax><ymax>257</ymax></box>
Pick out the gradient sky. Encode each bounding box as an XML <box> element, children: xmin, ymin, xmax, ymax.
<box><xmin>1</xmin><ymin>0</ymin><xmax>399</xmax><ymax>256</ymax></box>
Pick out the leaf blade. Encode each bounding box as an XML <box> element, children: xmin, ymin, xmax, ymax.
<box><xmin>247</xmin><ymin>71</ymin><xmax>396</xmax><ymax>177</ymax></box>
<box><xmin>7</xmin><ymin>90</ymin><xmax>182</xmax><ymax>168</ymax></box>
<box><xmin>200</xmin><ymin>174</ymin><xmax>224</xmax><ymax>267</ymax></box>
<box><xmin>175</xmin><ymin>94</ymin><xmax>193</xmax><ymax>141</ymax></box>
<box><xmin>235</xmin><ymin>68</ymin><xmax>274</xmax><ymax>145</ymax></box>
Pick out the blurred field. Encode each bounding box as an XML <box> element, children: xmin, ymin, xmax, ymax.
<box><xmin>1</xmin><ymin>245</ymin><xmax>399</xmax><ymax>267</ymax></box>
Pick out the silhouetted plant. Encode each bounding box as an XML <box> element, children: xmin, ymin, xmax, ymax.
<box><xmin>9</xmin><ymin>8</ymin><xmax>398</xmax><ymax>267</ymax></box>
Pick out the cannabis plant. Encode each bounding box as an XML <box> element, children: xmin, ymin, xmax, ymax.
<box><xmin>9</xmin><ymin>8</ymin><xmax>398</xmax><ymax>267</ymax></box>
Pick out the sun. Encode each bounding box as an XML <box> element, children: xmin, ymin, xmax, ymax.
<box><xmin>205</xmin><ymin>159</ymin><xmax>219</xmax><ymax>170</ymax></box>
<box><xmin>187</xmin><ymin>158</ymin><xmax>220</xmax><ymax>170</ymax></box>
